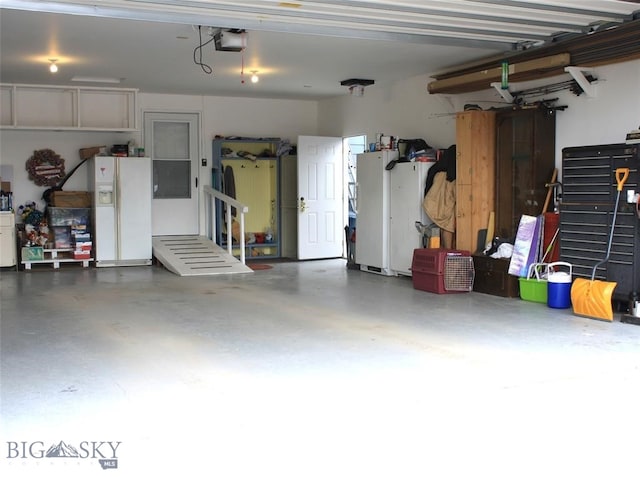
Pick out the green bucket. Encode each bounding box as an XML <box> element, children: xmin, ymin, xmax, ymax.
<box><xmin>519</xmin><ymin>263</ymin><xmax>548</xmax><ymax>304</ymax></box>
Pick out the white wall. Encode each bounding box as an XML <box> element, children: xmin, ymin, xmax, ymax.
<box><xmin>0</xmin><ymin>93</ymin><xmax>318</xmax><ymax>220</ymax></box>
<box><xmin>2</xmin><ymin>58</ymin><xmax>637</xmax><ymax>226</ymax></box>
<box><xmin>317</xmin><ymin>75</ymin><xmax>463</xmax><ymax>150</ymax></box>
<box><xmin>0</xmin><ymin>130</ymin><xmax>136</xmax><ymax>214</ymax></box>
<box><xmin>139</xmin><ymin>93</ymin><xmax>319</xmax><ymax>180</ymax></box>
<box><xmin>318</xmin><ymin>58</ymin><xmax>640</xmax><ymax>174</ymax></box>
<box><xmin>552</xmin><ymin>60</ymin><xmax>640</xmax><ymax>161</ymax></box>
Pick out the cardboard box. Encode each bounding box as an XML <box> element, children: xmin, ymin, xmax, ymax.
<box><xmin>51</xmin><ymin>191</ymin><xmax>91</xmax><ymax>208</ymax></box>
<box><xmin>73</xmin><ymin>250</ymin><xmax>91</xmax><ymax>260</ymax></box>
<box><xmin>75</xmin><ymin>242</ymin><xmax>93</xmax><ymax>251</ymax></box>
<box><xmin>79</xmin><ymin>146</ymin><xmax>104</xmax><ymax>160</ymax></box>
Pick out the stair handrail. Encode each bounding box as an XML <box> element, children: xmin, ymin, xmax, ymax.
<box><xmin>347</xmin><ymin>163</ymin><xmax>357</xmax><ymax>214</ymax></box>
<box><xmin>203</xmin><ymin>185</ymin><xmax>249</xmax><ymax>264</ymax></box>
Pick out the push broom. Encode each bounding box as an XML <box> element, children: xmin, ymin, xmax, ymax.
<box><xmin>571</xmin><ymin>167</ymin><xmax>629</xmax><ymax>321</ymax></box>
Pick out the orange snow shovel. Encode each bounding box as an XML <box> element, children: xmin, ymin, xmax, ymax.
<box><xmin>571</xmin><ymin>167</ymin><xmax>629</xmax><ymax>321</ymax></box>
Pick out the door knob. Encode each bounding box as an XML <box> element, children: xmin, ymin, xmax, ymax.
<box><xmin>299</xmin><ymin>197</ymin><xmax>306</xmax><ymax>212</ymax></box>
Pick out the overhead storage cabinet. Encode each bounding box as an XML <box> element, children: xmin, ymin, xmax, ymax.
<box><xmin>0</xmin><ymin>84</ymin><xmax>137</xmax><ymax>131</ymax></box>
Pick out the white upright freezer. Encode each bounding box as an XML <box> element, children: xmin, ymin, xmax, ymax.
<box><xmin>88</xmin><ymin>156</ymin><xmax>153</xmax><ymax>267</ymax></box>
<box><xmin>355</xmin><ymin>150</ymin><xmax>398</xmax><ymax>276</ymax></box>
<box><xmin>388</xmin><ymin>161</ymin><xmax>434</xmax><ymax>276</ymax></box>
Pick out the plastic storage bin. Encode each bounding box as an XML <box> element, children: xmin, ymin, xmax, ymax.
<box><xmin>47</xmin><ymin>207</ymin><xmax>90</xmax><ymax>227</ymax></box>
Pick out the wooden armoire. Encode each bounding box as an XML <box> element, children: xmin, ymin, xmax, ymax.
<box><xmin>457</xmin><ymin>106</ymin><xmax>556</xmax><ymax>298</ymax></box>
<box><xmin>494</xmin><ymin>106</ymin><xmax>557</xmax><ymax>240</ymax></box>
<box><xmin>455</xmin><ymin>110</ymin><xmax>496</xmax><ymax>253</ymax></box>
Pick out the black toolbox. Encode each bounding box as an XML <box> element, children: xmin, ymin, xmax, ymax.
<box><xmin>560</xmin><ymin>143</ymin><xmax>639</xmax><ymax>304</ymax></box>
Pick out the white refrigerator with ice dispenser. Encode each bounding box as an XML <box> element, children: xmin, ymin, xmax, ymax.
<box><xmin>88</xmin><ymin>156</ymin><xmax>153</xmax><ymax>267</ymax></box>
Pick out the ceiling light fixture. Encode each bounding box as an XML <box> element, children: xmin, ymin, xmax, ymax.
<box><xmin>49</xmin><ymin>59</ymin><xmax>58</xmax><ymax>73</ymax></box>
<box><xmin>250</xmin><ymin>70</ymin><xmax>259</xmax><ymax>83</ymax></box>
<box><xmin>340</xmin><ymin>78</ymin><xmax>375</xmax><ymax>97</ymax></box>
<box><xmin>71</xmin><ymin>76</ymin><xmax>123</xmax><ymax>84</ymax></box>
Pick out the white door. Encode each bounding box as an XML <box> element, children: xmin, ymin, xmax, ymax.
<box><xmin>297</xmin><ymin>135</ymin><xmax>344</xmax><ymax>260</ymax></box>
<box><xmin>144</xmin><ymin>112</ymin><xmax>200</xmax><ymax>236</ymax></box>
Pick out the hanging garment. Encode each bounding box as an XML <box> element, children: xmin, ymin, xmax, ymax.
<box><xmin>223</xmin><ymin>164</ymin><xmax>237</xmax><ymax>217</ymax></box>
<box><xmin>423</xmin><ymin>171</ymin><xmax>456</xmax><ymax>233</ymax></box>
<box><xmin>424</xmin><ymin>144</ymin><xmax>456</xmax><ymax>196</ymax></box>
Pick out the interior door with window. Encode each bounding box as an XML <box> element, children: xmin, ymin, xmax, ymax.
<box><xmin>144</xmin><ymin>112</ymin><xmax>200</xmax><ymax>236</ymax></box>
<box><xmin>297</xmin><ymin>135</ymin><xmax>344</xmax><ymax>260</ymax></box>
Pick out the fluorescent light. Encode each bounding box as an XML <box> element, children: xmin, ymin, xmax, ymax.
<box><xmin>71</xmin><ymin>76</ymin><xmax>122</xmax><ymax>84</ymax></box>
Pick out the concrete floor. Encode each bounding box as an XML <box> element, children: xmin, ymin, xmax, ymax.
<box><xmin>1</xmin><ymin>259</ymin><xmax>639</xmax><ymax>477</ymax></box>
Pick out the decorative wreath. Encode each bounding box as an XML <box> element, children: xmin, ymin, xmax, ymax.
<box><xmin>26</xmin><ymin>149</ymin><xmax>66</xmax><ymax>187</ymax></box>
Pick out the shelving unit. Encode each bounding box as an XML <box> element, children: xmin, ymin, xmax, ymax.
<box><xmin>0</xmin><ymin>83</ymin><xmax>138</xmax><ymax>131</ymax></box>
<box><xmin>22</xmin><ymin>248</ymin><xmax>93</xmax><ymax>270</ymax></box>
<box><xmin>212</xmin><ymin>138</ymin><xmax>281</xmax><ymax>259</ymax></box>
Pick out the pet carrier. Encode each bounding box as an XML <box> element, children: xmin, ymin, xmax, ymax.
<box><xmin>411</xmin><ymin>248</ymin><xmax>474</xmax><ymax>294</ymax></box>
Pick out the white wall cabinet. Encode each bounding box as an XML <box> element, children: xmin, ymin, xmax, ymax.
<box><xmin>0</xmin><ymin>84</ymin><xmax>138</xmax><ymax>131</ymax></box>
<box><xmin>0</xmin><ymin>212</ymin><xmax>17</xmax><ymax>267</ymax></box>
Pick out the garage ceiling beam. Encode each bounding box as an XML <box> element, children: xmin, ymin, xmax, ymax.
<box><xmin>2</xmin><ymin>0</ymin><xmax>638</xmax><ymax>51</ymax></box>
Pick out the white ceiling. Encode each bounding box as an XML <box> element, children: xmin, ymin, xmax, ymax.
<box><xmin>1</xmin><ymin>1</ymin><xmax>638</xmax><ymax>100</ymax></box>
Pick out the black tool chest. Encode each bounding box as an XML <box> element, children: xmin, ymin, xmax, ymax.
<box><xmin>560</xmin><ymin>143</ymin><xmax>639</xmax><ymax>304</ymax></box>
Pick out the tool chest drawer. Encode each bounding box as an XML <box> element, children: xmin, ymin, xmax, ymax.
<box><xmin>560</xmin><ymin>143</ymin><xmax>640</xmax><ymax>303</ymax></box>
<box><xmin>562</xmin><ymin>143</ymin><xmax>639</xmax><ymax>203</ymax></box>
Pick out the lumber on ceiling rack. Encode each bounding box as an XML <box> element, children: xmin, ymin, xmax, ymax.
<box><xmin>427</xmin><ymin>18</ymin><xmax>640</xmax><ymax>95</ymax></box>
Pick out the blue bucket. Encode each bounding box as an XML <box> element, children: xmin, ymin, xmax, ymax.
<box><xmin>547</xmin><ymin>262</ymin><xmax>572</xmax><ymax>309</ymax></box>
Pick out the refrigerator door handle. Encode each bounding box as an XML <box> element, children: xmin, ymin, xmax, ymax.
<box><xmin>115</xmin><ymin>159</ymin><xmax>121</xmax><ymax>261</ymax></box>
<box><xmin>195</xmin><ymin>177</ymin><xmax>198</xmax><ymax>188</ymax></box>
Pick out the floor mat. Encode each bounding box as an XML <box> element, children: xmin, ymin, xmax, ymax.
<box><xmin>247</xmin><ymin>263</ymin><xmax>273</xmax><ymax>271</ymax></box>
